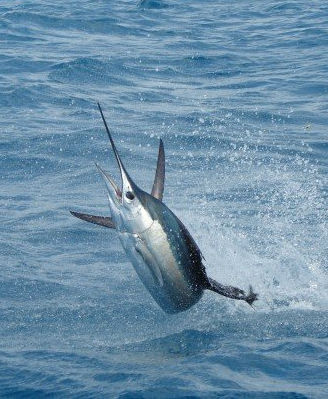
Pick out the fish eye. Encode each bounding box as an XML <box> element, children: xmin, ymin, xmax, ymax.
<box><xmin>125</xmin><ymin>191</ymin><xmax>135</xmax><ymax>200</ymax></box>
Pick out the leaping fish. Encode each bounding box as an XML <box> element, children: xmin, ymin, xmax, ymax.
<box><xmin>70</xmin><ymin>104</ymin><xmax>258</xmax><ymax>314</ymax></box>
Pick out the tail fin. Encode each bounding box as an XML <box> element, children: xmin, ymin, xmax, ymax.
<box><xmin>245</xmin><ymin>285</ymin><xmax>258</xmax><ymax>306</ymax></box>
<box><xmin>206</xmin><ymin>278</ymin><xmax>258</xmax><ymax>307</ymax></box>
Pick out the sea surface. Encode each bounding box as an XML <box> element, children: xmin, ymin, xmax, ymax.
<box><xmin>1</xmin><ymin>0</ymin><xmax>327</xmax><ymax>398</ymax></box>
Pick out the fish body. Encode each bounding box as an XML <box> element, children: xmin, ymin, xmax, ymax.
<box><xmin>118</xmin><ymin>192</ymin><xmax>205</xmax><ymax>313</ymax></box>
<box><xmin>71</xmin><ymin>104</ymin><xmax>258</xmax><ymax>313</ymax></box>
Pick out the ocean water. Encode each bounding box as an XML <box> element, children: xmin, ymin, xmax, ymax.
<box><xmin>1</xmin><ymin>0</ymin><xmax>327</xmax><ymax>397</ymax></box>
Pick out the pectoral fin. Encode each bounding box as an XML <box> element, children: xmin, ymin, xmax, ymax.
<box><xmin>151</xmin><ymin>139</ymin><xmax>165</xmax><ymax>201</ymax></box>
<box><xmin>70</xmin><ymin>211</ymin><xmax>115</xmax><ymax>229</ymax></box>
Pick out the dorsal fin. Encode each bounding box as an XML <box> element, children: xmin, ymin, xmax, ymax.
<box><xmin>151</xmin><ymin>139</ymin><xmax>165</xmax><ymax>201</ymax></box>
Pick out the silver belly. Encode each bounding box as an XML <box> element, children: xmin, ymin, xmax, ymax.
<box><xmin>118</xmin><ymin>220</ymin><xmax>203</xmax><ymax>313</ymax></box>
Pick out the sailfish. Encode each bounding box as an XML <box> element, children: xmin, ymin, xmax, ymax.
<box><xmin>71</xmin><ymin>104</ymin><xmax>258</xmax><ymax>314</ymax></box>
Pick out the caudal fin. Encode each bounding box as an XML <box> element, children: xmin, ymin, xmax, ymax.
<box><xmin>206</xmin><ymin>278</ymin><xmax>258</xmax><ymax>307</ymax></box>
<box><xmin>244</xmin><ymin>285</ymin><xmax>258</xmax><ymax>306</ymax></box>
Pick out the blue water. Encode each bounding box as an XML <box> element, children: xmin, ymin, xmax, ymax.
<box><xmin>1</xmin><ymin>0</ymin><xmax>327</xmax><ymax>397</ymax></box>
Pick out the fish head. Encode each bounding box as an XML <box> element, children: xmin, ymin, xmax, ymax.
<box><xmin>96</xmin><ymin>104</ymin><xmax>153</xmax><ymax>234</ymax></box>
